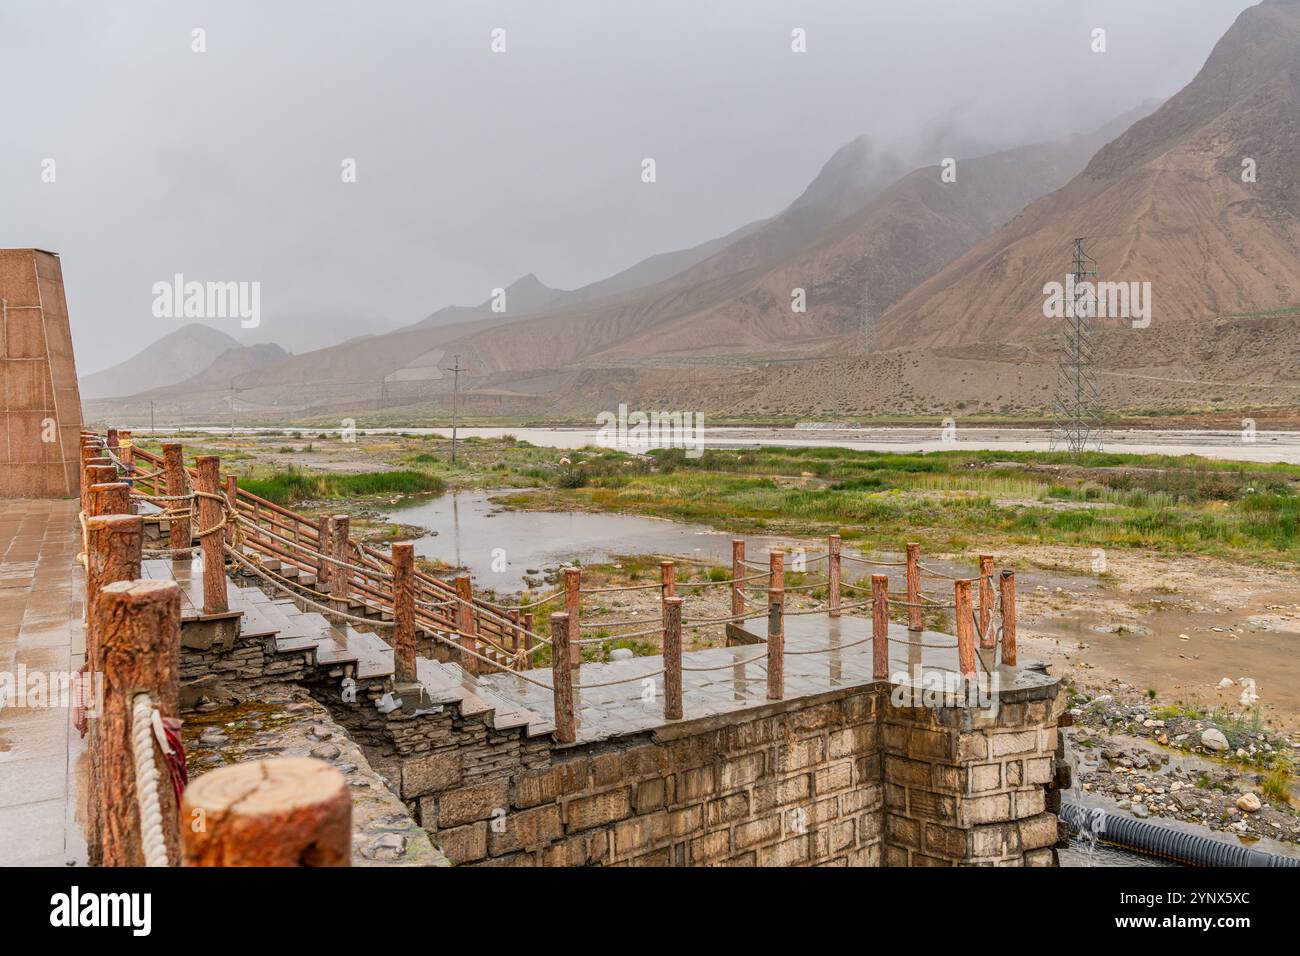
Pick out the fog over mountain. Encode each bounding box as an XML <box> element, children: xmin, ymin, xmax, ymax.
<box><xmin>0</xmin><ymin>0</ymin><xmax>1252</xmax><ymax>375</ymax></box>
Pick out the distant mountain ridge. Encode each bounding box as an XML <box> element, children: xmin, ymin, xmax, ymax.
<box><xmin>78</xmin><ymin>323</ymin><xmax>243</xmax><ymax>400</ymax></box>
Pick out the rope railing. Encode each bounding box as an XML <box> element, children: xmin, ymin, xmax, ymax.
<box><xmin>87</xmin><ymin>431</ymin><xmax>1022</xmax><ymax>753</ymax></box>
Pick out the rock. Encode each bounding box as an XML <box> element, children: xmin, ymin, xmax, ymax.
<box><xmin>1237</xmin><ymin>793</ymin><xmax>1262</xmax><ymax>813</ymax></box>
<box><xmin>1217</xmin><ymin>678</ymin><xmax>1235</xmax><ymax>689</ymax></box>
<box><xmin>307</xmin><ymin>725</ymin><xmax>333</xmax><ymax>741</ymax></box>
<box><xmin>198</xmin><ymin>728</ymin><xmax>228</xmax><ymax>745</ymax></box>
<box><xmin>608</xmin><ymin>648</ymin><xmax>634</xmax><ymax>662</ymax></box>
<box><xmin>361</xmin><ymin>833</ymin><xmax>407</xmax><ymax>861</ymax></box>
<box><xmin>1157</xmin><ymin>733</ymin><xmax>1169</xmax><ymax>745</ymax></box>
<box><xmin>1132</xmin><ymin>804</ymin><xmax>1150</xmax><ymax>818</ymax></box>
<box><xmin>1200</xmin><ymin>729</ymin><xmax>1229</xmax><ymax>752</ymax></box>
<box><xmin>310</xmin><ymin>743</ymin><xmax>341</xmax><ymax>761</ymax></box>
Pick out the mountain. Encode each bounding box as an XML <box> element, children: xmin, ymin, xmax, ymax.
<box><xmin>873</xmin><ymin>0</ymin><xmax>1300</xmax><ymax>350</ymax></box>
<box><xmin>78</xmin><ymin>323</ymin><xmax>243</xmax><ymax>400</ymax></box>
<box><xmin>583</xmin><ymin>104</ymin><xmax>1159</xmax><ymax>362</ymax></box>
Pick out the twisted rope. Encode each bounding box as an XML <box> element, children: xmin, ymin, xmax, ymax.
<box><xmin>131</xmin><ymin>693</ymin><xmax>170</xmax><ymax>867</ymax></box>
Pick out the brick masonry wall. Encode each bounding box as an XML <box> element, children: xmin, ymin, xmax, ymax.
<box><xmin>182</xmin><ymin>616</ymin><xmax>1065</xmax><ymax>866</ymax></box>
<box><xmin>880</xmin><ymin>685</ymin><xmax>1067</xmax><ymax>866</ymax></box>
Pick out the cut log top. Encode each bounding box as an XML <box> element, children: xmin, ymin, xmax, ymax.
<box><xmin>181</xmin><ymin>757</ymin><xmax>352</xmax><ymax>867</ymax></box>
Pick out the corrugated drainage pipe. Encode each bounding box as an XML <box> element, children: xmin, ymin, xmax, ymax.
<box><xmin>1060</xmin><ymin>800</ymin><xmax>1300</xmax><ymax>867</ymax></box>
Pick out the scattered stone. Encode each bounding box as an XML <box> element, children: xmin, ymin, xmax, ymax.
<box><xmin>307</xmin><ymin>725</ymin><xmax>333</xmax><ymax>741</ymax></box>
<box><xmin>310</xmin><ymin>743</ymin><xmax>341</xmax><ymax>761</ymax></box>
<box><xmin>198</xmin><ymin>728</ymin><xmax>228</xmax><ymax>745</ymax></box>
<box><xmin>1237</xmin><ymin>793</ymin><xmax>1262</xmax><ymax>813</ymax></box>
<box><xmin>1200</xmin><ymin>729</ymin><xmax>1229</xmax><ymax>752</ymax></box>
<box><xmin>1217</xmin><ymin>678</ymin><xmax>1235</xmax><ymax>688</ymax></box>
<box><xmin>609</xmin><ymin>648</ymin><xmax>634</xmax><ymax>662</ymax></box>
<box><xmin>360</xmin><ymin>833</ymin><xmax>407</xmax><ymax>862</ymax></box>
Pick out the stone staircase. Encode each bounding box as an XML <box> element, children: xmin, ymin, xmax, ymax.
<box><xmin>140</xmin><ymin>501</ymin><xmax>551</xmax><ymax>735</ymax></box>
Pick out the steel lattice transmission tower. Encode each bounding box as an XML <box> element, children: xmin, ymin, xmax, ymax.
<box><xmin>1049</xmin><ymin>239</ymin><xmax>1105</xmax><ymax>452</ymax></box>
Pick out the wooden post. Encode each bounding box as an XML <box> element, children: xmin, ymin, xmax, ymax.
<box><xmin>329</xmin><ymin>514</ymin><xmax>350</xmax><ymax>612</ymax></box>
<box><xmin>659</xmin><ymin>559</ymin><xmax>675</xmax><ymax>615</ymax></box>
<box><xmin>106</xmin><ymin>427</ymin><xmax>119</xmax><ymax>450</ymax></box>
<box><xmin>392</xmin><ymin>543</ymin><xmax>416</xmax><ymax>683</ymax></box>
<box><xmin>96</xmin><ymin>579</ymin><xmax>181</xmax><ymax>867</ymax></box>
<box><xmin>79</xmin><ymin>444</ymin><xmax>99</xmax><ymax>513</ymax></box>
<box><xmin>549</xmin><ymin>611</ymin><xmax>575</xmax><ymax>743</ymax></box>
<box><xmin>954</xmin><ymin>579</ymin><xmax>976</xmax><ymax>678</ymax></box>
<box><xmin>87</xmin><ymin>464</ymin><xmax>116</xmax><ymax>496</ymax></box>
<box><xmin>871</xmin><ymin>574</ymin><xmax>889</xmax><ymax>680</ymax></box>
<box><xmin>999</xmin><ymin>570</ymin><xmax>1017</xmax><ymax>667</ymax></box>
<box><xmin>224</xmin><ymin>475</ymin><xmax>238</xmax><ymax>549</ymax></box>
<box><xmin>119</xmin><ymin>430</ymin><xmax>133</xmax><ymax>474</ymax></box>
<box><xmin>523</xmin><ymin>612</ymin><xmax>535</xmax><ymax>669</ymax></box>
<box><xmin>731</xmin><ymin>539</ymin><xmax>745</xmax><ymax>618</ymax></box>
<box><xmin>454</xmin><ymin>573</ymin><xmax>478</xmax><ymax>675</ymax></box>
<box><xmin>663</xmin><ymin>596</ymin><xmax>683</xmax><ymax>720</ymax></box>
<box><xmin>195</xmin><ymin>456</ymin><xmax>228</xmax><ymax>614</ymax></box>
<box><xmin>828</xmin><ymin>534</ymin><xmax>842</xmax><ymax>618</ymax></box>
<box><xmin>89</xmin><ymin>482</ymin><xmax>130</xmax><ymax>517</ymax></box>
<box><xmin>508</xmin><ymin>609</ymin><xmax>521</xmax><ymax>654</ymax></box>
<box><xmin>978</xmin><ymin>554</ymin><xmax>995</xmax><ymax>648</ymax></box>
<box><xmin>767</xmin><ymin>549</ymin><xmax>785</xmax><ymax>700</ymax></box>
<box><xmin>905</xmin><ymin>542</ymin><xmax>923</xmax><ymax>631</ymax></box>
<box><xmin>162</xmin><ymin>443</ymin><xmax>188</xmax><ymax>559</ymax></box>
<box><xmin>316</xmin><ymin>513</ymin><xmax>332</xmax><ymax>583</ymax></box>
<box><xmin>181</xmin><ymin>757</ymin><xmax>351</xmax><ymax>866</ymax></box>
<box><xmin>85</xmin><ymin>516</ymin><xmax>144</xmax><ymax>656</ymax></box>
<box><xmin>564</xmin><ymin>567</ymin><xmax>581</xmax><ymax>670</ymax></box>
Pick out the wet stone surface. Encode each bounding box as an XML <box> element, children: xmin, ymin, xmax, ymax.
<box><xmin>184</xmin><ymin>685</ymin><xmax>448</xmax><ymax>866</ymax></box>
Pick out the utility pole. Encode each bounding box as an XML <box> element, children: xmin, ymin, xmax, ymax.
<box><xmin>149</xmin><ymin>400</ymin><xmax>155</xmax><ymax>435</ymax></box>
<box><xmin>229</xmin><ymin>382</ymin><xmax>236</xmax><ymax>437</ymax></box>
<box><xmin>448</xmin><ymin>354</ymin><xmax>466</xmax><ymax>463</ymax></box>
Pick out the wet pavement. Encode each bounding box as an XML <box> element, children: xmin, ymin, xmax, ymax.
<box><xmin>476</xmin><ymin>612</ymin><xmax>1053</xmax><ymax>744</ymax></box>
<box><xmin>0</xmin><ymin>498</ymin><xmax>87</xmax><ymax>865</ymax></box>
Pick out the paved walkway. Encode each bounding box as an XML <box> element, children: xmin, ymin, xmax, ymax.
<box><xmin>0</xmin><ymin>498</ymin><xmax>87</xmax><ymax>865</ymax></box>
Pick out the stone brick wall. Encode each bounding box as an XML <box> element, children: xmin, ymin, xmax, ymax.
<box><xmin>879</xmin><ymin>686</ymin><xmax>1066</xmax><ymax>866</ymax></box>
<box><xmin>181</xmin><ymin>612</ymin><xmax>1066</xmax><ymax>867</ymax></box>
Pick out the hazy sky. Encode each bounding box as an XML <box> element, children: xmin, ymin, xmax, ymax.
<box><xmin>1</xmin><ymin>0</ymin><xmax>1254</xmax><ymax>374</ymax></box>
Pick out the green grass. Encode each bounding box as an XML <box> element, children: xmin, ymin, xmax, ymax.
<box><xmin>240</xmin><ymin>467</ymin><xmax>444</xmax><ymax>505</ymax></box>
<box><xmin>506</xmin><ymin>446</ymin><xmax>1300</xmax><ymax>562</ymax></box>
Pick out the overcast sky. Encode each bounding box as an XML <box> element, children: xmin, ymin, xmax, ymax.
<box><xmin>1</xmin><ymin>0</ymin><xmax>1253</xmax><ymax>374</ymax></box>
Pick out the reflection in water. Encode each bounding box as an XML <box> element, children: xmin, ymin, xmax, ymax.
<box><xmin>383</xmin><ymin>491</ymin><xmax>791</xmax><ymax>593</ymax></box>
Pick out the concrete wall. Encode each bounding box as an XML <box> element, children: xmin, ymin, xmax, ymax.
<box><xmin>0</xmin><ymin>249</ymin><xmax>83</xmax><ymax>497</ymax></box>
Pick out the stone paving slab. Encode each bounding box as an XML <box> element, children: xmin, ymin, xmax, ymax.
<box><xmin>478</xmin><ymin>612</ymin><xmax>1054</xmax><ymax>744</ymax></box>
<box><xmin>0</xmin><ymin>498</ymin><xmax>88</xmax><ymax>866</ymax></box>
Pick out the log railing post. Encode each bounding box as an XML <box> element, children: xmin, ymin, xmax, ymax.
<box><xmin>96</xmin><ymin>579</ymin><xmax>181</xmax><ymax>867</ymax></box>
<box><xmin>316</xmin><ymin>513</ymin><xmax>332</xmax><ymax>584</ymax></box>
<box><xmin>162</xmin><ymin>442</ymin><xmax>188</xmax><ymax>560</ymax></box>
<box><xmin>89</xmin><ymin>482</ymin><xmax>130</xmax><ymax>518</ymax></box>
<box><xmin>87</xmin><ymin>464</ymin><xmax>117</xmax><ymax>497</ymax></box>
<box><xmin>119</xmin><ymin>430</ymin><xmax>133</xmax><ymax>475</ymax></box>
<box><xmin>871</xmin><ymin>574</ymin><xmax>889</xmax><ymax>680</ymax></box>
<box><xmin>182</xmin><ymin>757</ymin><xmax>351</xmax><ymax>866</ymax></box>
<box><xmin>1000</xmin><ymin>570</ymin><xmax>1017</xmax><ymax>666</ymax></box>
<box><xmin>954</xmin><ymin>579</ymin><xmax>976</xmax><ymax>679</ymax></box>
<box><xmin>454</xmin><ymin>573</ymin><xmax>478</xmax><ymax>675</ymax></box>
<box><xmin>522</xmin><ymin>612</ymin><xmax>535</xmax><ymax>669</ymax></box>
<box><xmin>663</xmin><ymin>595</ymin><xmax>683</xmax><ymax>720</ymax></box>
<box><xmin>828</xmin><ymin>534</ymin><xmax>842</xmax><ymax>618</ymax></box>
<box><xmin>329</xmin><ymin>514</ymin><xmax>350</xmax><ymax>613</ymax></box>
<box><xmin>106</xmin><ymin>427</ymin><xmax>119</xmax><ymax>452</ymax></box>
<box><xmin>730</xmin><ymin>539</ymin><xmax>745</xmax><ymax>618</ymax></box>
<box><xmin>767</xmin><ymin>550</ymin><xmax>784</xmax><ymax>700</ymax></box>
<box><xmin>659</xmin><ymin>559</ymin><xmax>675</xmax><ymax>614</ymax></box>
<box><xmin>978</xmin><ymin>554</ymin><xmax>995</xmax><ymax>648</ymax></box>
<box><xmin>905</xmin><ymin>542</ymin><xmax>923</xmax><ymax>631</ymax></box>
<box><xmin>79</xmin><ymin>443</ymin><xmax>99</xmax><ymax>514</ymax></box>
<box><xmin>564</xmin><ymin>566</ymin><xmax>581</xmax><ymax>670</ymax></box>
<box><xmin>391</xmin><ymin>543</ymin><xmax>417</xmax><ymax>683</ymax></box>
<box><xmin>224</xmin><ymin>475</ymin><xmax>238</xmax><ymax>549</ymax></box>
<box><xmin>549</xmin><ymin>611</ymin><xmax>575</xmax><ymax>743</ymax></box>
<box><xmin>195</xmin><ymin>456</ymin><xmax>228</xmax><ymax>614</ymax></box>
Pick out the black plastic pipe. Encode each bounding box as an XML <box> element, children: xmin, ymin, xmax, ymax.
<box><xmin>1060</xmin><ymin>800</ymin><xmax>1300</xmax><ymax>867</ymax></box>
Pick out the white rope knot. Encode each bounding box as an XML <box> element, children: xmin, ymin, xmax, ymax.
<box><xmin>131</xmin><ymin>692</ymin><xmax>171</xmax><ymax>867</ymax></box>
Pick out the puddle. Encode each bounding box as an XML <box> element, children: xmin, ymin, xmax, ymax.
<box><xmin>381</xmin><ymin>491</ymin><xmax>795</xmax><ymax>591</ymax></box>
<box><xmin>1035</xmin><ymin>594</ymin><xmax>1300</xmax><ymax>722</ymax></box>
